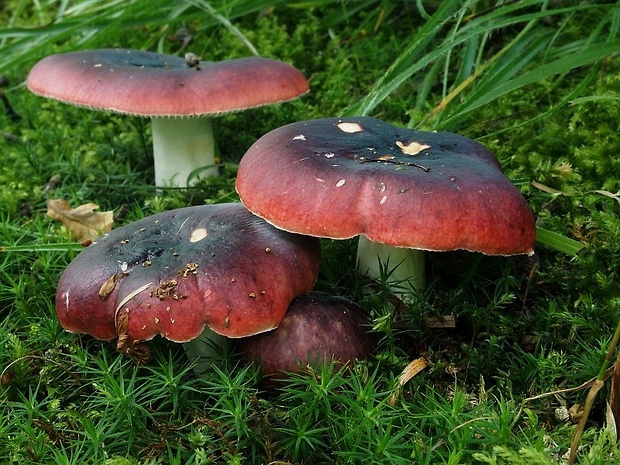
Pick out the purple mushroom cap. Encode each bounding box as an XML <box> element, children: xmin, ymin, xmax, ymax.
<box><xmin>27</xmin><ymin>49</ymin><xmax>309</xmax><ymax>117</ymax></box>
<box><xmin>238</xmin><ymin>291</ymin><xmax>377</xmax><ymax>387</ymax></box>
<box><xmin>55</xmin><ymin>204</ymin><xmax>320</xmax><ymax>346</ymax></box>
<box><xmin>236</xmin><ymin>116</ymin><xmax>535</xmax><ymax>256</ymax></box>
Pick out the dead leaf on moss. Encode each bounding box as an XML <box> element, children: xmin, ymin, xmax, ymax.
<box><xmin>47</xmin><ymin>199</ymin><xmax>113</xmax><ymax>243</ymax></box>
<box><xmin>388</xmin><ymin>357</ymin><xmax>428</xmax><ymax>406</ymax></box>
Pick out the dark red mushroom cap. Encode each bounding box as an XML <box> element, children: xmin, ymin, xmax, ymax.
<box><xmin>55</xmin><ymin>203</ymin><xmax>320</xmax><ymax>343</ymax></box>
<box><xmin>236</xmin><ymin>116</ymin><xmax>536</xmax><ymax>256</ymax></box>
<box><xmin>237</xmin><ymin>291</ymin><xmax>376</xmax><ymax>386</ymax></box>
<box><xmin>27</xmin><ymin>49</ymin><xmax>309</xmax><ymax>117</ymax></box>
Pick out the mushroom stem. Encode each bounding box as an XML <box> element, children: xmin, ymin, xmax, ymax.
<box><xmin>151</xmin><ymin>117</ymin><xmax>217</xmax><ymax>187</ymax></box>
<box><xmin>356</xmin><ymin>236</ymin><xmax>426</xmax><ymax>292</ymax></box>
<box><xmin>182</xmin><ymin>327</ymin><xmax>229</xmax><ymax>373</ymax></box>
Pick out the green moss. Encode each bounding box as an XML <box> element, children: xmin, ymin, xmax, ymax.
<box><xmin>2</xmin><ymin>1</ymin><xmax>620</xmax><ymax>463</ymax></box>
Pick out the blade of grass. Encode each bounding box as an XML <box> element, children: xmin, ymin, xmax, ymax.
<box><xmin>420</xmin><ymin>21</ymin><xmax>551</xmax><ymax>128</ymax></box>
<box><xmin>344</xmin><ymin>1</ymin><xmax>614</xmax><ymax>118</ymax></box>
<box><xmin>342</xmin><ymin>0</ymin><xmax>463</xmax><ymax>116</ymax></box>
<box><xmin>0</xmin><ymin>0</ymin><xmax>291</xmax><ymax>75</ymax></box>
<box><xmin>535</xmin><ymin>226</ymin><xmax>584</xmax><ymax>256</ymax></box>
<box><xmin>438</xmin><ymin>2</ymin><xmax>617</xmax><ymax>129</ymax></box>
<box><xmin>570</xmin><ymin>95</ymin><xmax>620</xmax><ymax>105</ymax></box>
<box><xmin>0</xmin><ymin>243</ymin><xmax>83</xmax><ymax>253</ymax></box>
<box><xmin>471</xmin><ymin>61</ymin><xmax>599</xmax><ymax>138</ymax></box>
<box><xmin>440</xmin><ymin>38</ymin><xmax>620</xmax><ymax>129</ymax></box>
<box><xmin>185</xmin><ymin>0</ymin><xmax>259</xmax><ymax>56</ymax></box>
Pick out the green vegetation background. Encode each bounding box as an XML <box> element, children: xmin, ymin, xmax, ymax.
<box><xmin>1</xmin><ymin>1</ymin><xmax>619</xmax><ymax>464</ymax></box>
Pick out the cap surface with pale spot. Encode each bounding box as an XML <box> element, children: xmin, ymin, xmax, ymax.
<box><xmin>236</xmin><ymin>116</ymin><xmax>536</xmax><ymax>256</ymax></box>
<box><xmin>55</xmin><ymin>203</ymin><xmax>320</xmax><ymax>344</ymax></box>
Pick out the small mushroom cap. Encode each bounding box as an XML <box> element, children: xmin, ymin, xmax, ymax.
<box><xmin>27</xmin><ymin>49</ymin><xmax>309</xmax><ymax>117</ymax></box>
<box><xmin>236</xmin><ymin>116</ymin><xmax>536</xmax><ymax>256</ymax></box>
<box><xmin>237</xmin><ymin>291</ymin><xmax>376</xmax><ymax>386</ymax></box>
<box><xmin>55</xmin><ymin>203</ymin><xmax>320</xmax><ymax>343</ymax></box>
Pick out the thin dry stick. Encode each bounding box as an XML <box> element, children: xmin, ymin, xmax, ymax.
<box><xmin>607</xmin><ymin>347</ymin><xmax>620</xmax><ymax>438</ymax></box>
<box><xmin>524</xmin><ymin>368</ymin><xmax>613</xmax><ymax>404</ymax></box>
<box><xmin>568</xmin><ymin>318</ymin><xmax>620</xmax><ymax>465</ymax></box>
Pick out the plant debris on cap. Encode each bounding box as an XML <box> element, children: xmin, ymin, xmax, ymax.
<box><xmin>55</xmin><ymin>203</ymin><xmax>320</xmax><ymax>361</ymax></box>
<box><xmin>27</xmin><ymin>49</ymin><xmax>309</xmax><ymax>117</ymax></box>
<box><xmin>237</xmin><ymin>291</ymin><xmax>377</xmax><ymax>387</ymax></box>
<box><xmin>236</xmin><ymin>116</ymin><xmax>536</xmax><ymax>256</ymax></box>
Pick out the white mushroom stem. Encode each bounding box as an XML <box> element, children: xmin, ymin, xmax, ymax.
<box><xmin>182</xmin><ymin>327</ymin><xmax>229</xmax><ymax>374</ymax></box>
<box><xmin>151</xmin><ymin>117</ymin><xmax>218</xmax><ymax>187</ymax></box>
<box><xmin>356</xmin><ymin>236</ymin><xmax>427</xmax><ymax>293</ymax></box>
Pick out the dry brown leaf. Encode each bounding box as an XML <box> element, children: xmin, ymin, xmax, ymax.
<box><xmin>388</xmin><ymin>357</ymin><xmax>428</xmax><ymax>406</ymax></box>
<box><xmin>98</xmin><ymin>271</ymin><xmax>130</xmax><ymax>300</ymax></box>
<box><xmin>115</xmin><ymin>310</ymin><xmax>151</xmax><ymax>365</ymax></box>
<box><xmin>47</xmin><ymin>199</ymin><xmax>113</xmax><ymax>243</ymax></box>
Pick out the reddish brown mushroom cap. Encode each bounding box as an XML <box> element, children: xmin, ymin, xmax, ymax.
<box><xmin>55</xmin><ymin>203</ymin><xmax>320</xmax><ymax>343</ymax></box>
<box><xmin>237</xmin><ymin>291</ymin><xmax>376</xmax><ymax>386</ymax></box>
<box><xmin>236</xmin><ymin>116</ymin><xmax>536</xmax><ymax>256</ymax></box>
<box><xmin>27</xmin><ymin>49</ymin><xmax>309</xmax><ymax>116</ymax></box>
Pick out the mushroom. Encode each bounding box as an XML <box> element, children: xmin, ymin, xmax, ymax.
<box><xmin>237</xmin><ymin>291</ymin><xmax>376</xmax><ymax>388</ymax></box>
<box><xmin>235</xmin><ymin>116</ymin><xmax>536</xmax><ymax>292</ymax></box>
<box><xmin>27</xmin><ymin>49</ymin><xmax>309</xmax><ymax>187</ymax></box>
<box><xmin>55</xmin><ymin>203</ymin><xmax>320</xmax><ymax>369</ymax></box>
